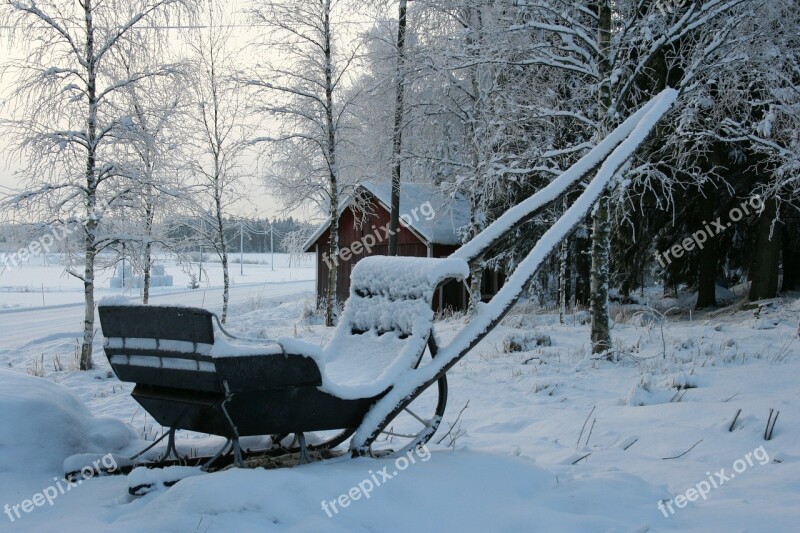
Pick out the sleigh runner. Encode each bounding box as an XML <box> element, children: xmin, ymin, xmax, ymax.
<box><xmin>76</xmin><ymin>89</ymin><xmax>678</xmax><ymax>483</ymax></box>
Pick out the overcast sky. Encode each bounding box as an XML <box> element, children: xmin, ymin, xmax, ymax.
<box><xmin>0</xmin><ymin>1</ymin><xmax>316</xmax><ymax>223</ymax></box>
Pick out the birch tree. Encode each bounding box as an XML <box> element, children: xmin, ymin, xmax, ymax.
<box><xmin>0</xmin><ymin>0</ymin><xmax>195</xmax><ymax>369</ymax></box>
<box><xmin>117</xmin><ymin>56</ymin><xmax>187</xmax><ymax>304</ymax></box>
<box><xmin>184</xmin><ymin>0</ymin><xmax>248</xmax><ymax>324</ymax></box>
<box><xmin>247</xmin><ymin>0</ymin><xmax>361</xmax><ymax>326</ymax></box>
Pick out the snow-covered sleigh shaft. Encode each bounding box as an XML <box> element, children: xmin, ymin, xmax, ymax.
<box><xmin>349</xmin><ymin>88</ymin><xmax>679</xmax><ymax>454</ymax></box>
<box><xmin>94</xmin><ymin>89</ymin><xmax>677</xmax><ymax>472</ymax></box>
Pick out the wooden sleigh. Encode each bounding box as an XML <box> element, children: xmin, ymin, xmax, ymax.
<box><xmin>75</xmin><ymin>90</ymin><xmax>678</xmax><ymax>485</ymax></box>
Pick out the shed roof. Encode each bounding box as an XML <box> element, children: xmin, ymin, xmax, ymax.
<box><xmin>303</xmin><ymin>181</ymin><xmax>471</xmax><ymax>252</ymax></box>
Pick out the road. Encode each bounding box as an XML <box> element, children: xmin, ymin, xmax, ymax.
<box><xmin>0</xmin><ymin>281</ymin><xmax>313</xmax><ymax>349</ymax></box>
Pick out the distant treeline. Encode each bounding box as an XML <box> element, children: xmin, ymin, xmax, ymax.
<box><xmin>0</xmin><ymin>217</ymin><xmax>317</xmax><ymax>256</ymax></box>
<box><xmin>164</xmin><ymin>216</ymin><xmax>316</xmax><ymax>255</ymax></box>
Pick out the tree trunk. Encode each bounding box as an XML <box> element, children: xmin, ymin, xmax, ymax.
<box><xmin>590</xmin><ymin>0</ymin><xmax>612</xmax><ymax>356</ymax></box>
<box><xmin>466</xmin><ymin>180</ymin><xmax>483</xmax><ymax>316</ymax></box>
<box><xmin>781</xmin><ymin>226</ymin><xmax>799</xmax><ymax>292</ymax></box>
<box><xmin>749</xmin><ymin>197</ymin><xmax>782</xmax><ymax>301</ymax></box>
<box><xmin>325</xmin><ymin>205</ymin><xmax>339</xmax><ymax>327</ymax></box>
<box><xmin>142</xmin><ymin>202</ymin><xmax>154</xmax><ymax>305</ymax></box>
<box><xmin>143</xmin><ymin>241</ymin><xmax>152</xmax><ymax>305</ymax></box>
<box><xmin>80</xmin><ymin>228</ymin><xmax>96</xmax><ymax>370</ymax></box>
<box><xmin>695</xmin><ymin>192</ymin><xmax>718</xmax><ymax>309</ymax></box>
<box><xmin>464</xmin><ymin>5</ymin><xmax>485</xmax><ymax>317</ymax></box>
<box><xmin>590</xmin><ymin>196</ymin><xmax>611</xmax><ymax>355</ymax></box>
<box><xmin>80</xmin><ymin>0</ymin><xmax>97</xmax><ymax>371</ymax></box>
<box><xmin>559</xmin><ymin>238</ymin><xmax>568</xmax><ymax>324</ymax></box>
<box><xmin>221</xmin><ymin>248</ymin><xmax>230</xmax><ymax>322</ymax></box>
<box><xmin>565</xmin><ymin>243</ymin><xmax>573</xmax><ymax>309</ymax></box>
<box><xmin>469</xmin><ymin>265</ymin><xmax>483</xmax><ymax>314</ymax></box>
<box><xmin>218</xmin><ymin>211</ymin><xmax>230</xmax><ymax>323</ymax></box>
<box><xmin>388</xmin><ymin>0</ymin><xmax>407</xmax><ymax>257</ymax></box>
<box><xmin>695</xmin><ymin>237</ymin><xmax>717</xmax><ymax>308</ymax></box>
<box><xmin>574</xmin><ymin>230</ymin><xmax>591</xmax><ymax>305</ymax></box>
<box><xmin>323</xmin><ymin>0</ymin><xmax>339</xmax><ymax>327</ymax></box>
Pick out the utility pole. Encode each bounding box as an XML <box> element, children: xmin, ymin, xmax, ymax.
<box><xmin>240</xmin><ymin>219</ymin><xmax>244</xmax><ymax>275</ymax></box>
<box><xmin>270</xmin><ymin>226</ymin><xmax>274</xmax><ymax>271</ymax></box>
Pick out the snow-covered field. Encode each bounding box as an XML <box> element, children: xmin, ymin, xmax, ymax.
<box><xmin>0</xmin><ymin>251</ymin><xmax>315</xmax><ymax>309</ymax></box>
<box><xmin>1</xmin><ymin>256</ymin><xmax>798</xmax><ymax>532</ymax></box>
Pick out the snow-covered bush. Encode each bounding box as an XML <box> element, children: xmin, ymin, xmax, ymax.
<box><xmin>503</xmin><ymin>331</ymin><xmax>552</xmax><ymax>353</ymax></box>
<box><xmin>298</xmin><ymin>296</ymin><xmax>323</xmax><ymax>325</ymax></box>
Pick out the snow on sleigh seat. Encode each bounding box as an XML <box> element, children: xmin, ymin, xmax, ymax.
<box><xmin>97</xmin><ymin>255</ymin><xmax>468</xmax><ymax>464</ymax></box>
<box><xmin>313</xmin><ymin>256</ymin><xmax>469</xmax><ymax>399</ymax></box>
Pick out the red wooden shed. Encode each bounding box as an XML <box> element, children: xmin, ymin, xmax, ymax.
<box><xmin>303</xmin><ymin>181</ymin><xmax>499</xmax><ymax>312</ymax></box>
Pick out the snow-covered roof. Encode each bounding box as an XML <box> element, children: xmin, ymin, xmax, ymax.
<box><xmin>303</xmin><ymin>181</ymin><xmax>471</xmax><ymax>251</ymax></box>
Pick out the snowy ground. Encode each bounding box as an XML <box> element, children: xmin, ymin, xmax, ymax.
<box><xmin>1</xmin><ymin>256</ymin><xmax>798</xmax><ymax>531</ymax></box>
<box><xmin>0</xmin><ymin>251</ymin><xmax>314</xmax><ymax>309</ymax></box>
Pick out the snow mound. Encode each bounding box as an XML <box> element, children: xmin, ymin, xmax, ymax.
<box><xmin>0</xmin><ymin>370</ymin><xmax>135</xmax><ymax>473</ymax></box>
<box><xmin>108</xmin><ymin>451</ymin><xmax>668</xmax><ymax>532</ymax></box>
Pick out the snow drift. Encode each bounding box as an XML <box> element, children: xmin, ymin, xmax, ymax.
<box><xmin>0</xmin><ymin>370</ymin><xmax>134</xmax><ymax>474</ymax></box>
